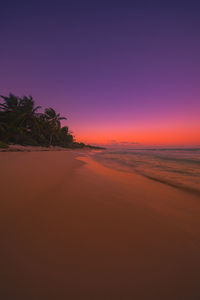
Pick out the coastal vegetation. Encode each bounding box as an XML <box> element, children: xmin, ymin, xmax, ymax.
<box><xmin>0</xmin><ymin>141</ymin><xmax>9</xmax><ymax>148</ymax></box>
<box><xmin>0</xmin><ymin>93</ymin><xmax>100</xmax><ymax>149</ymax></box>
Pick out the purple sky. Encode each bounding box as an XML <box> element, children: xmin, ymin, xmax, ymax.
<box><xmin>1</xmin><ymin>1</ymin><xmax>200</xmax><ymax>145</ymax></box>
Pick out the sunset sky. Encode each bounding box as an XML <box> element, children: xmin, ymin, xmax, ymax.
<box><xmin>1</xmin><ymin>0</ymin><xmax>200</xmax><ymax>146</ymax></box>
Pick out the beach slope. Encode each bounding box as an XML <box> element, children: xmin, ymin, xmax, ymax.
<box><xmin>0</xmin><ymin>151</ymin><xmax>200</xmax><ymax>299</ymax></box>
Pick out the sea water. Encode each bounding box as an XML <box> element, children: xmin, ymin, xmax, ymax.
<box><xmin>92</xmin><ymin>148</ymin><xmax>200</xmax><ymax>195</ymax></box>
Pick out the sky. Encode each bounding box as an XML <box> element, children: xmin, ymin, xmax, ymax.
<box><xmin>1</xmin><ymin>0</ymin><xmax>200</xmax><ymax>146</ymax></box>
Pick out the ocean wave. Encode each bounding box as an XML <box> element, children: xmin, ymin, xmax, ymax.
<box><xmin>93</xmin><ymin>148</ymin><xmax>200</xmax><ymax>195</ymax></box>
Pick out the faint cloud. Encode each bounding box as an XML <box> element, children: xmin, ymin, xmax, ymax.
<box><xmin>120</xmin><ymin>141</ymin><xmax>139</xmax><ymax>145</ymax></box>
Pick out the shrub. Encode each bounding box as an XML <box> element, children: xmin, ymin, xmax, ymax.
<box><xmin>0</xmin><ymin>141</ymin><xmax>9</xmax><ymax>148</ymax></box>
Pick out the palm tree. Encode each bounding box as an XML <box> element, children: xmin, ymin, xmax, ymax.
<box><xmin>0</xmin><ymin>118</ymin><xmax>8</xmax><ymax>141</ymax></box>
<box><xmin>0</xmin><ymin>93</ymin><xmax>84</xmax><ymax>148</ymax></box>
<box><xmin>0</xmin><ymin>94</ymin><xmax>42</xmax><ymax>144</ymax></box>
<box><xmin>61</xmin><ymin>126</ymin><xmax>68</xmax><ymax>133</ymax></box>
<box><xmin>44</xmin><ymin>108</ymin><xmax>67</xmax><ymax>145</ymax></box>
<box><xmin>19</xmin><ymin>96</ymin><xmax>41</xmax><ymax>115</ymax></box>
<box><xmin>0</xmin><ymin>93</ymin><xmax>20</xmax><ymax>112</ymax></box>
<box><xmin>18</xmin><ymin>96</ymin><xmax>41</xmax><ymax>137</ymax></box>
<box><xmin>0</xmin><ymin>94</ymin><xmax>21</xmax><ymax>143</ymax></box>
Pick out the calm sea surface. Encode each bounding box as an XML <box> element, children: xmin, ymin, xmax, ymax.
<box><xmin>92</xmin><ymin>148</ymin><xmax>200</xmax><ymax>195</ymax></box>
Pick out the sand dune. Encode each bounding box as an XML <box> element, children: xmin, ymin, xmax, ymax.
<box><xmin>0</xmin><ymin>151</ymin><xmax>200</xmax><ymax>299</ymax></box>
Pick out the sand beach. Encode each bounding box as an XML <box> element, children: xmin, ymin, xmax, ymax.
<box><xmin>0</xmin><ymin>150</ymin><xmax>200</xmax><ymax>299</ymax></box>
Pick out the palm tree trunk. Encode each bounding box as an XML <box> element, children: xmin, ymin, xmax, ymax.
<box><xmin>49</xmin><ymin>133</ymin><xmax>53</xmax><ymax>146</ymax></box>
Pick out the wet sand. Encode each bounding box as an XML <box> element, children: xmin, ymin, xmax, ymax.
<box><xmin>0</xmin><ymin>151</ymin><xmax>200</xmax><ymax>299</ymax></box>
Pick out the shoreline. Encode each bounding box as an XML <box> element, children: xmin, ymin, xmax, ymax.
<box><xmin>77</xmin><ymin>155</ymin><xmax>200</xmax><ymax>237</ymax></box>
<box><xmin>90</xmin><ymin>156</ymin><xmax>200</xmax><ymax>197</ymax></box>
<box><xmin>0</xmin><ymin>144</ymin><xmax>100</xmax><ymax>152</ymax></box>
<box><xmin>1</xmin><ymin>150</ymin><xmax>200</xmax><ymax>299</ymax></box>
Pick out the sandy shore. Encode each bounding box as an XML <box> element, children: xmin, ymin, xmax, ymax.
<box><xmin>0</xmin><ymin>151</ymin><xmax>200</xmax><ymax>299</ymax></box>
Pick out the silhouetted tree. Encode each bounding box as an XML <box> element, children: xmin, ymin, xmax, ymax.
<box><xmin>44</xmin><ymin>108</ymin><xmax>67</xmax><ymax>145</ymax></box>
<box><xmin>0</xmin><ymin>93</ymin><xmax>76</xmax><ymax>147</ymax></box>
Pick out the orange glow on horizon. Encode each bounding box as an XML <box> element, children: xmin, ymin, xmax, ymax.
<box><xmin>74</xmin><ymin>125</ymin><xmax>200</xmax><ymax>146</ymax></box>
<box><xmin>66</xmin><ymin>108</ymin><xmax>200</xmax><ymax>147</ymax></box>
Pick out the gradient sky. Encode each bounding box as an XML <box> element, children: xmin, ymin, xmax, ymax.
<box><xmin>1</xmin><ymin>0</ymin><xmax>200</xmax><ymax>146</ymax></box>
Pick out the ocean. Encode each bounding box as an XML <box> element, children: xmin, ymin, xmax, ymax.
<box><xmin>92</xmin><ymin>148</ymin><xmax>200</xmax><ymax>195</ymax></box>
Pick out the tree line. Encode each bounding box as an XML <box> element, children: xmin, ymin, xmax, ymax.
<box><xmin>0</xmin><ymin>93</ymin><xmax>84</xmax><ymax>148</ymax></box>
